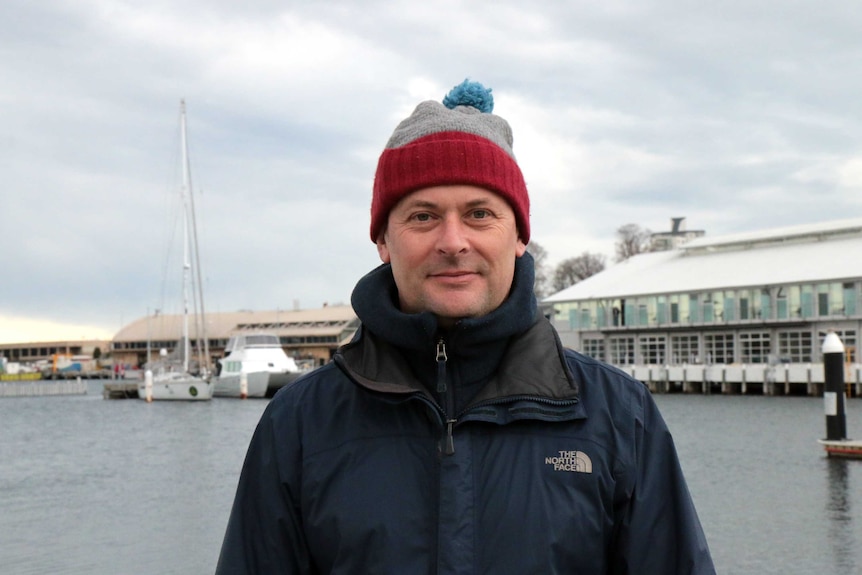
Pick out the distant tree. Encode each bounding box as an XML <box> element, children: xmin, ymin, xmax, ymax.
<box><xmin>552</xmin><ymin>252</ymin><xmax>606</xmax><ymax>292</ymax></box>
<box><xmin>615</xmin><ymin>223</ymin><xmax>652</xmax><ymax>262</ymax></box>
<box><xmin>93</xmin><ymin>347</ymin><xmax>102</xmax><ymax>360</ymax></box>
<box><xmin>526</xmin><ymin>241</ymin><xmax>551</xmax><ymax>299</ymax></box>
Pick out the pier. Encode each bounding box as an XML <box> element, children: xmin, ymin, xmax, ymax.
<box><xmin>624</xmin><ymin>362</ymin><xmax>862</xmax><ymax>397</ymax></box>
<box><xmin>0</xmin><ymin>378</ymin><xmax>88</xmax><ymax>398</ymax></box>
<box><xmin>102</xmin><ymin>382</ymin><xmax>140</xmax><ymax>399</ymax></box>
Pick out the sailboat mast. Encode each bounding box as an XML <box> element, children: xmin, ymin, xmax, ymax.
<box><xmin>180</xmin><ymin>100</ymin><xmax>192</xmax><ymax>374</ymax></box>
<box><xmin>183</xmin><ymin>107</ymin><xmax>210</xmax><ymax>375</ymax></box>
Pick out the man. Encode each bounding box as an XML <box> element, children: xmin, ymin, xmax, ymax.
<box><xmin>216</xmin><ymin>79</ymin><xmax>715</xmax><ymax>574</ymax></box>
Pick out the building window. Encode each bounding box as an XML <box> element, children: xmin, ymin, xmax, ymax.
<box><xmin>555</xmin><ymin>303</ymin><xmax>575</xmax><ymax>323</ymax></box>
<box><xmin>723</xmin><ymin>290</ymin><xmax>736</xmax><ymax>321</ymax></box>
<box><xmin>778</xmin><ymin>331</ymin><xmax>813</xmax><ymax>362</ymax></box>
<box><xmin>739</xmin><ymin>331</ymin><xmax>770</xmax><ymax>364</ymax></box>
<box><xmin>818</xmin><ymin>330</ymin><xmax>857</xmax><ymax>363</ymax></box>
<box><xmin>760</xmin><ymin>289</ymin><xmax>771</xmax><ymax>319</ymax></box>
<box><xmin>609</xmin><ymin>336</ymin><xmax>636</xmax><ymax>365</ymax></box>
<box><xmin>596</xmin><ymin>302</ymin><xmax>609</xmax><ymax>328</ymax></box>
<box><xmin>712</xmin><ymin>291</ymin><xmax>725</xmax><ymax>321</ymax></box>
<box><xmin>569</xmin><ymin>308</ymin><xmax>579</xmax><ymax>330</ymax></box>
<box><xmin>624</xmin><ymin>300</ymin><xmax>636</xmax><ymax>326</ymax></box>
<box><xmin>637</xmin><ymin>300</ymin><xmax>648</xmax><ymax>326</ymax></box>
<box><xmin>657</xmin><ymin>296</ymin><xmax>667</xmax><ymax>325</ymax></box>
<box><xmin>689</xmin><ymin>294</ymin><xmax>699</xmax><ymax>323</ymax></box>
<box><xmin>580</xmin><ymin>308</ymin><xmax>592</xmax><ymax>330</ymax></box>
<box><xmin>844</xmin><ymin>283</ymin><xmax>858</xmax><ymax>316</ymax></box>
<box><xmin>800</xmin><ymin>285</ymin><xmax>814</xmax><ymax>318</ymax></box>
<box><xmin>818</xmin><ymin>292</ymin><xmax>829</xmax><ymax>316</ymax></box>
<box><xmin>776</xmin><ymin>287</ymin><xmax>788</xmax><ymax>319</ymax></box>
<box><xmin>677</xmin><ymin>294</ymin><xmax>690</xmax><ymax>323</ymax></box>
<box><xmin>581</xmin><ymin>338</ymin><xmax>605</xmax><ymax>361</ymax></box>
<box><xmin>639</xmin><ymin>335</ymin><xmax>667</xmax><ymax>364</ymax></box>
<box><xmin>788</xmin><ymin>286</ymin><xmax>802</xmax><ymax>318</ymax></box>
<box><xmin>704</xmin><ymin>333</ymin><xmax>734</xmax><ymax>364</ymax></box>
<box><xmin>702</xmin><ymin>295</ymin><xmax>714</xmax><ymax>322</ymax></box>
<box><xmin>671</xmin><ymin>335</ymin><xmax>700</xmax><ymax>364</ymax></box>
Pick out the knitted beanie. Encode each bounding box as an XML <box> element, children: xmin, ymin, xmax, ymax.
<box><xmin>370</xmin><ymin>79</ymin><xmax>530</xmax><ymax>243</ymax></box>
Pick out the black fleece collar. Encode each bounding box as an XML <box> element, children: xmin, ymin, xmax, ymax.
<box><xmin>350</xmin><ymin>253</ymin><xmax>539</xmax><ymax>393</ymax></box>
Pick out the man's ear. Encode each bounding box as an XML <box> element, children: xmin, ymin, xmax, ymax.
<box><xmin>376</xmin><ymin>234</ymin><xmax>391</xmax><ymax>263</ymax></box>
<box><xmin>516</xmin><ymin>238</ymin><xmax>527</xmax><ymax>257</ymax></box>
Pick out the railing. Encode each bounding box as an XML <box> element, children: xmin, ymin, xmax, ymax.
<box><xmin>0</xmin><ymin>378</ymin><xmax>88</xmax><ymax>398</ymax></box>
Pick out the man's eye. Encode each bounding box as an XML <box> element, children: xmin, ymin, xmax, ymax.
<box><xmin>471</xmin><ymin>209</ymin><xmax>489</xmax><ymax>219</ymax></box>
<box><xmin>413</xmin><ymin>213</ymin><xmax>431</xmax><ymax>222</ymax></box>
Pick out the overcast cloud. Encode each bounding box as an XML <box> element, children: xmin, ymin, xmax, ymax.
<box><xmin>1</xmin><ymin>0</ymin><xmax>860</xmax><ymax>342</ymax></box>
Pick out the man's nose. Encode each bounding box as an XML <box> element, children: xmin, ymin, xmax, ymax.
<box><xmin>436</xmin><ymin>216</ymin><xmax>470</xmax><ymax>255</ymax></box>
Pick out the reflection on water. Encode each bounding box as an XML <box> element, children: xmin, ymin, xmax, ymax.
<box><xmin>654</xmin><ymin>394</ymin><xmax>862</xmax><ymax>575</ymax></box>
<box><xmin>827</xmin><ymin>458</ymin><xmax>854</xmax><ymax>574</ymax></box>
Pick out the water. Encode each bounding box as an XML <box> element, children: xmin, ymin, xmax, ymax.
<box><xmin>654</xmin><ymin>394</ymin><xmax>862</xmax><ymax>575</ymax></box>
<box><xmin>0</xmin><ymin>381</ymin><xmax>268</xmax><ymax>575</ymax></box>
<box><xmin>1</xmin><ymin>382</ymin><xmax>860</xmax><ymax>574</ymax></box>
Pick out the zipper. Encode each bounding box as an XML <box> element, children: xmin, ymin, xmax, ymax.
<box><xmin>436</xmin><ymin>338</ymin><xmax>457</xmax><ymax>455</ymax></box>
<box><xmin>435</xmin><ymin>339</ymin><xmax>447</xmax><ymax>393</ymax></box>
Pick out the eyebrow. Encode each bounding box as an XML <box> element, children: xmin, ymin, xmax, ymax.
<box><xmin>401</xmin><ymin>197</ymin><xmax>497</xmax><ymax>210</ymax></box>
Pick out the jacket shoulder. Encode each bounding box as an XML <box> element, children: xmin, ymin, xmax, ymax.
<box><xmin>562</xmin><ymin>348</ymin><xmax>652</xmax><ymax>422</ymax></box>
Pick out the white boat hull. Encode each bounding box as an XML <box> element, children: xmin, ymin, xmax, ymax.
<box><xmin>216</xmin><ymin>333</ymin><xmax>308</xmax><ymax>398</ymax></box>
<box><xmin>138</xmin><ymin>374</ymin><xmax>213</xmax><ymax>401</ymax></box>
<box><xmin>213</xmin><ymin>371</ymin><xmax>269</xmax><ymax>398</ymax></box>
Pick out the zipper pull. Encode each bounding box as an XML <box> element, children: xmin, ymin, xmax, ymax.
<box><xmin>445</xmin><ymin>419</ymin><xmax>456</xmax><ymax>455</ymax></box>
<box><xmin>435</xmin><ymin>338</ymin><xmax>448</xmax><ymax>393</ymax></box>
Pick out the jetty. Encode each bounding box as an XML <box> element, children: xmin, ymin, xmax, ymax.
<box><xmin>102</xmin><ymin>382</ymin><xmax>140</xmax><ymax>399</ymax></box>
<box><xmin>0</xmin><ymin>378</ymin><xmax>88</xmax><ymax>398</ymax></box>
<box><xmin>625</xmin><ymin>363</ymin><xmax>862</xmax><ymax>397</ymax></box>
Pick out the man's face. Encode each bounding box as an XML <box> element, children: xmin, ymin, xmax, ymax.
<box><xmin>376</xmin><ymin>185</ymin><xmax>527</xmax><ymax>327</ymax></box>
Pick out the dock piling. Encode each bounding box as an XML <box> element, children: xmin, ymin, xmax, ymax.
<box><xmin>822</xmin><ymin>332</ymin><xmax>847</xmax><ymax>441</ymax></box>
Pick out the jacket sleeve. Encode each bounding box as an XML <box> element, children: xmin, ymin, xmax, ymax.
<box><xmin>610</xmin><ymin>391</ymin><xmax>716</xmax><ymax>575</ymax></box>
<box><xmin>215</xmin><ymin>400</ymin><xmax>315</xmax><ymax>574</ymax></box>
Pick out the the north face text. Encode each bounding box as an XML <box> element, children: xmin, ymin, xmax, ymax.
<box><xmin>545</xmin><ymin>450</ymin><xmax>593</xmax><ymax>473</ymax></box>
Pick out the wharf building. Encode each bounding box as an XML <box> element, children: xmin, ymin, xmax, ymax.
<box><xmin>544</xmin><ymin>218</ymin><xmax>862</xmax><ymax>396</ymax></box>
<box><xmin>110</xmin><ymin>304</ymin><xmax>358</xmax><ymax>371</ymax></box>
<box><xmin>0</xmin><ymin>340</ymin><xmax>110</xmax><ymax>364</ymax></box>
<box><xmin>0</xmin><ymin>339</ymin><xmax>112</xmax><ymax>380</ymax></box>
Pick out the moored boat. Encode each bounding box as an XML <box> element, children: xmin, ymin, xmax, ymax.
<box><xmin>138</xmin><ymin>100</ymin><xmax>213</xmax><ymax>402</ymax></box>
<box><xmin>818</xmin><ymin>439</ymin><xmax>862</xmax><ymax>460</ymax></box>
<box><xmin>213</xmin><ymin>333</ymin><xmax>304</xmax><ymax>398</ymax></box>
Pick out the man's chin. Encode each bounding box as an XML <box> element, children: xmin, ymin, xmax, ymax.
<box><xmin>426</xmin><ymin>301</ymin><xmax>483</xmax><ymax>324</ymax></box>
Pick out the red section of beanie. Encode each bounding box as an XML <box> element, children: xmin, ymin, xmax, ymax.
<box><xmin>371</xmin><ymin>132</ymin><xmax>530</xmax><ymax>243</ymax></box>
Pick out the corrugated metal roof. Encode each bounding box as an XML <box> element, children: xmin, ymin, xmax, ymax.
<box><xmin>113</xmin><ymin>305</ymin><xmax>357</xmax><ymax>342</ymax></box>
<box><xmin>682</xmin><ymin>217</ymin><xmax>862</xmax><ymax>250</ymax></box>
<box><xmin>544</xmin><ymin>218</ymin><xmax>862</xmax><ymax>302</ymax></box>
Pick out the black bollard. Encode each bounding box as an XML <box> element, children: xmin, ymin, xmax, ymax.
<box><xmin>822</xmin><ymin>332</ymin><xmax>847</xmax><ymax>441</ymax></box>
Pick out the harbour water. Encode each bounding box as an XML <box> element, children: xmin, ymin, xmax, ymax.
<box><xmin>1</xmin><ymin>380</ymin><xmax>860</xmax><ymax>574</ymax></box>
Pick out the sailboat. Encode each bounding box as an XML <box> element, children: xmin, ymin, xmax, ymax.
<box><xmin>139</xmin><ymin>100</ymin><xmax>213</xmax><ymax>402</ymax></box>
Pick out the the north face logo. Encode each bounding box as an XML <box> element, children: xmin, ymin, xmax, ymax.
<box><xmin>545</xmin><ymin>450</ymin><xmax>593</xmax><ymax>473</ymax></box>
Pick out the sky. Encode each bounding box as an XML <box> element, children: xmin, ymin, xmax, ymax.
<box><xmin>1</xmin><ymin>0</ymin><xmax>861</xmax><ymax>344</ymax></box>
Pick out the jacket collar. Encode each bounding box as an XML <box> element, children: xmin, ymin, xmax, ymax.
<box><xmin>334</xmin><ymin>316</ymin><xmax>579</xmax><ymax>406</ymax></box>
<box><xmin>350</xmin><ymin>252</ymin><xmax>539</xmax><ymax>353</ymax></box>
<box><xmin>349</xmin><ymin>254</ymin><xmax>538</xmax><ymax>391</ymax></box>
<box><xmin>342</xmin><ymin>253</ymin><xmax>578</xmax><ymax>405</ymax></box>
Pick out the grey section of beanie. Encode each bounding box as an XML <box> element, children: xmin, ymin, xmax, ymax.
<box><xmin>384</xmin><ymin>101</ymin><xmax>517</xmax><ymax>159</ymax></box>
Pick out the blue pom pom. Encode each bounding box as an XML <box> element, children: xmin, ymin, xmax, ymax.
<box><xmin>442</xmin><ymin>79</ymin><xmax>494</xmax><ymax>113</ymax></box>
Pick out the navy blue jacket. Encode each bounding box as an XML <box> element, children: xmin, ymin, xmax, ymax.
<box><xmin>216</xmin><ymin>257</ymin><xmax>715</xmax><ymax>574</ymax></box>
